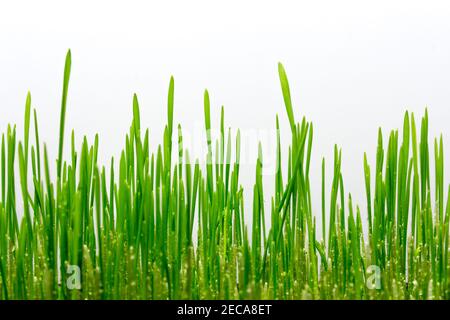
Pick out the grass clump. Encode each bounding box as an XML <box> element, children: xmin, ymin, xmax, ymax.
<box><xmin>0</xmin><ymin>51</ymin><xmax>448</xmax><ymax>300</ymax></box>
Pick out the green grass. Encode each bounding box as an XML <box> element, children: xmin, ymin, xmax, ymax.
<box><xmin>0</xmin><ymin>50</ymin><xmax>449</xmax><ymax>300</ymax></box>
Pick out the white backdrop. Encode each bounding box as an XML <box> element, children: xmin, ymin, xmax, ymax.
<box><xmin>1</xmin><ymin>0</ymin><xmax>449</xmax><ymax>236</ymax></box>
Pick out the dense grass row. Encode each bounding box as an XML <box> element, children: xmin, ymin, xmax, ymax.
<box><xmin>0</xmin><ymin>51</ymin><xmax>448</xmax><ymax>300</ymax></box>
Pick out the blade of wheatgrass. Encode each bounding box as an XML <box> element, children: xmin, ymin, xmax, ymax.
<box><xmin>322</xmin><ymin>157</ymin><xmax>326</xmax><ymax>243</ymax></box>
<box><xmin>57</xmin><ymin>49</ymin><xmax>72</xmax><ymax>179</ymax></box>
<box><xmin>18</xmin><ymin>143</ymin><xmax>33</xmax><ymax>240</ymax></box>
<box><xmin>168</xmin><ymin>76</ymin><xmax>174</xmax><ymax>137</ymax></box>
<box><xmin>24</xmin><ymin>92</ymin><xmax>31</xmax><ymax>167</ymax></box>
<box><xmin>6</xmin><ymin>125</ymin><xmax>19</xmax><ymax>241</ymax></box>
<box><xmin>277</xmin><ymin>62</ymin><xmax>296</xmax><ymax>134</ymax></box>
<box><xmin>204</xmin><ymin>90</ymin><xmax>213</xmax><ymax>202</ymax></box>
<box><xmin>33</xmin><ymin>109</ymin><xmax>42</xmax><ymax>181</ymax></box>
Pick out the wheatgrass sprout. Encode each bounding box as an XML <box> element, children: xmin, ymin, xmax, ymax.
<box><xmin>0</xmin><ymin>51</ymin><xmax>448</xmax><ymax>300</ymax></box>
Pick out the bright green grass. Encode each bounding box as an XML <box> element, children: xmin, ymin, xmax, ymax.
<box><xmin>0</xmin><ymin>51</ymin><xmax>448</xmax><ymax>300</ymax></box>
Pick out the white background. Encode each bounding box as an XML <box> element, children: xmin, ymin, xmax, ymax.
<box><xmin>1</xmin><ymin>0</ymin><xmax>449</xmax><ymax>234</ymax></box>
